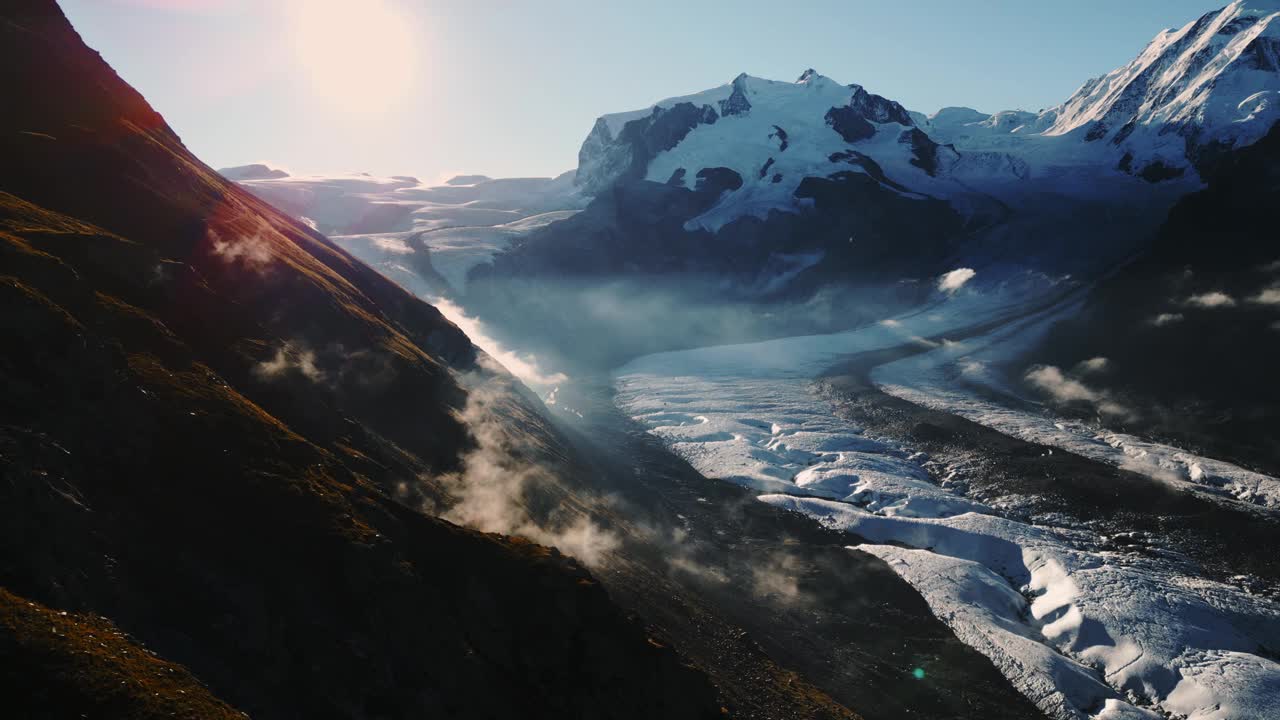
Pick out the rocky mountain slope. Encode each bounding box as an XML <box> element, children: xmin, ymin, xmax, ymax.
<box><xmin>0</xmin><ymin>1</ymin><xmax>723</xmax><ymax>717</ymax></box>
<box><xmin>1026</xmin><ymin>120</ymin><xmax>1280</xmax><ymax>477</ymax></box>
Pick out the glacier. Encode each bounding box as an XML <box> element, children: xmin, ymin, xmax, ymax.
<box><xmin>614</xmin><ymin>280</ymin><xmax>1280</xmax><ymax>720</ymax></box>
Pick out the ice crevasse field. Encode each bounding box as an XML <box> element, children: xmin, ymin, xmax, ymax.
<box><xmin>613</xmin><ymin>275</ymin><xmax>1280</xmax><ymax>720</ymax></box>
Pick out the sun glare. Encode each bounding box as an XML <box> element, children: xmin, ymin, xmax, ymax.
<box><xmin>285</xmin><ymin>0</ymin><xmax>417</xmax><ymax>114</ymax></box>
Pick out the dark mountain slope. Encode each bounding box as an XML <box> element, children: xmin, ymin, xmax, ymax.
<box><xmin>1028</xmin><ymin>121</ymin><xmax>1280</xmax><ymax>476</ymax></box>
<box><xmin>0</xmin><ymin>588</ymin><xmax>242</xmax><ymax>719</ymax></box>
<box><xmin>0</xmin><ymin>2</ymin><xmax>722</xmax><ymax>717</ymax></box>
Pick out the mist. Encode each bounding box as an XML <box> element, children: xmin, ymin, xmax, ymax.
<box><xmin>432</xmin><ymin>296</ymin><xmax>567</xmax><ymax>391</ymax></box>
<box><xmin>434</xmin><ymin>372</ymin><xmax>618</xmax><ymax>568</ymax></box>
<box><xmin>461</xmin><ymin>273</ymin><xmax>926</xmax><ymax>373</ymax></box>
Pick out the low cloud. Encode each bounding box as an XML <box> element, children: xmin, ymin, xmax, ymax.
<box><xmin>958</xmin><ymin>359</ymin><xmax>988</xmax><ymax>378</ymax></box>
<box><xmin>1024</xmin><ymin>364</ymin><xmax>1131</xmax><ymax>420</ymax></box>
<box><xmin>937</xmin><ymin>267</ymin><xmax>976</xmax><ymax>294</ymax></box>
<box><xmin>436</xmin><ymin>381</ymin><xmax>618</xmax><ymax>568</ymax></box>
<box><xmin>667</xmin><ymin>555</ymin><xmax>730</xmax><ymax>585</ymax></box>
<box><xmin>254</xmin><ymin>343</ymin><xmax>325</xmax><ymax>383</ymax></box>
<box><xmin>750</xmin><ymin>552</ymin><xmax>807</xmax><ymax>604</ymax></box>
<box><xmin>1074</xmin><ymin>357</ymin><xmax>1109</xmax><ymax>375</ymax></box>
<box><xmin>373</xmin><ymin>236</ymin><xmax>414</xmax><ymax>255</ymax></box>
<box><xmin>1249</xmin><ymin>286</ymin><xmax>1280</xmax><ymax>306</ymax></box>
<box><xmin>252</xmin><ymin>340</ymin><xmax>405</xmax><ymax>390</ymax></box>
<box><xmin>1152</xmin><ymin>313</ymin><xmax>1184</xmax><ymax>326</ymax></box>
<box><xmin>1184</xmin><ymin>291</ymin><xmax>1236</xmax><ymax>308</ymax></box>
<box><xmin>208</xmin><ymin>227</ymin><xmax>273</xmax><ymax>270</ymax></box>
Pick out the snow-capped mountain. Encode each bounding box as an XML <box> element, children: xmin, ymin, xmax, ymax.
<box><xmin>574</xmin><ymin>69</ymin><xmax>978</xmax><ymax>231</ymax></box>
<box><xmin>1042</xmin><ymin>0</ymin><xmax>1280</xmax><ymax>173</ymax></box>
<box><xmin>920</xmin><ymin>0</ymin><xmax>1280</xmax><ymax>181</ymax></box>
<box><xmin>573</xmin><ymin>0</ymin><xmax>1280</xmax><ymax>231</ymax></box>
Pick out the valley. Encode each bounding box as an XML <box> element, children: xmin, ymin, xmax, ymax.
<box><xmin>7</xmin><ymin>0</ymin><xmax>1280</xmax><ymax>718</ymax></box>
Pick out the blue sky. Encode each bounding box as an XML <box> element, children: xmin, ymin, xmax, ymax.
<box><xmin>61</xmin><ymin>0</ymin><xmax>1220</xmax><ymax>180</ymax></box>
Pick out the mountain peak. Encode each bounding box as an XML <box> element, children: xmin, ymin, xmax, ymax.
<box><xmin>796</xmin><ymin>68</ymin><xmax>822</xmax><ymax>84</ymax></box>
<box><xmin>1038</xmin><ymin>0</ymin><xmax>1280</xmax><ymax>177</ymax></box>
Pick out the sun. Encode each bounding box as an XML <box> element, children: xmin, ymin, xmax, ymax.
<box><xmin>285</xmin><ymin>0</ymin><xmax>417</xmax><ymax>114</ymax></box>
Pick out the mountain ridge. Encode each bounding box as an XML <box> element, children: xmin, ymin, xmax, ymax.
<box><xmin>0</xmin><ymin>2</ymin><xmax>726</xmax><ymax>717</ymax></box>
<box><xmin>570</xmin><ymin>1</ymin><xmax>1279</xmax><ymax>236</ymax></box>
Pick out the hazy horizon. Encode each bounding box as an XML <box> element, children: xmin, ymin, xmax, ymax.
<box><xmin>63</xmin><ymin>0</ymin><xmax>1219</xmax><ymax>180</ymax></box>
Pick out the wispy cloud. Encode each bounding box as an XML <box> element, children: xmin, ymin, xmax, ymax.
<box><xmin>1074</xmin><ymin>356</ymin><xmax>1109</xmax><ymax>375</ymax></box>
<box><xmin>1024</xmin><ymin>364</ymin><xmax>1131</xmax><ymax>420</ymax></box>
<box><xmin>1184</xmin><ymin>291</ymin><xmax>1236</xmax><ymax>308</ymax></box>
<box><xmin>208</xmin><ymin>226</ymin><xmax>273</xmax><ymax>270</ymax></box>
<box><xmin>254</xmin><ymin>342</ymin><xmax>325</xmax><ymax>383</ymax></box>
<box><xmin>1248</xmin><ymin>286</ymin><xmax>1280</xmax><ymax>306</ymax></box>
<box><xmin>750</xmin><ymin>552</ymin><xmax>807</xmax><ymax>604</ymax></box>
<box><xmin>436</xmin><ymin>380</ymin><xmax>618</xmax><ymax>568</ymax></box>
<box><xmin>938</xmin><ymin>267</ymin><xmax>976</xmax><ymax>294</ymax></box>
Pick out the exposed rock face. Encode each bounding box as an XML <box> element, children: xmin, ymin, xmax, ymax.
<box><xmin>821</xmin><ymin>84</ymin><xmax>917</xmax><ymax>146</ymax></box>
<box><xmin>828</xmin><ymin>150</ymin><xmax>911</xmax><ymax>192</ymax></box>
<box><xmin>695</xmin><ymin>166</ymin><xmax>744</xmax><ymax>194</ymax></box>
<box><xmin>825</xmin><ymin>105</ymin><xmax>877</xmax><ymax>142</ymax></box>
<box><xmin>719</xmin><ymin>73</ymin><xmax>753</xmax><ymax>116</ymax></box>
<box><xmin>824</xmin><ymin>83</ymin><xmax>918</xmax><ymax>143</ymax></box>
<box><xmin>844</xmin><ymin>83</ymin><xmax>915</xmax><ymax>126</ymax></box>
<box><xmin>576</xmin><ymin>102</ymin><xmax>720</xmax><ymax>195</ymax></box>
<box><xmin>0</xmin><ymin>2</ymin><xmax>726</xmax><ymax>718</ymax></box>
<box><xmin>770</xmin><ymin>124</ymin><xmax>789</xmax><ymax>150</ymax></box>
<box><xmin>898</xmin><ymin>127</ymin><xmax>950</xmax><ymax>176</ymax></box>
